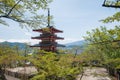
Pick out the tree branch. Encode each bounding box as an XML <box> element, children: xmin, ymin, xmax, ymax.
<box><xmin>0</xmin><ymin>0</ymin><xmax>22</xmax><ymax>18</ymax></box>
<box><xmin>8</xmin><ymin>16</ymin><xmax>25</xmax><ymax>23</ymax></box>
<box><xmin>7</xmin><ymin>0</ymin><xmax>22</xmax><ymax>16</ymax></box>
<box><xmin>0</xmin><ymin>15</ymin><xmax>7</xmax><ymax>18</ymax></box>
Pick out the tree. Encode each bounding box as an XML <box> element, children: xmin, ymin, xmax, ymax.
<box><xmin>29</xmin><ymin>50</ymin><xmax>82</xmax><ymax>80</ymax></box>
<box><xmin>79</xmin><ymin>45</ymin><xmax>105</xmax><ymax>67</ymax></box>
<box><xmin>84</xmin><ymin>26</ymin><xmax>120</xmax><ymax>59</ymax></box>
<box><xmin>0</xmin><ymin>44</ymin><xmax>26</xmax><ymax>80</ymax></box>
<box><xmin>102</xmin><ymin>0</ymin><xmax>120</xmax><ymax>23</ymax></box>
<box><xmin>101</xmin><ymin>12</ymin><xmax>120</xmax><ymax>23</ymax></box>
<box><xmin>0</xmin><ymin>0</ymin><xmax>53</xmax><ymax>28</ymax></box>
<box><xmin>84</xmin><ymin>26</ymin><xmax>120</xmax><ymax>77</ymax></box>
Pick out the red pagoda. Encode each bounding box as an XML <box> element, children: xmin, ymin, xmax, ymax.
<box><xmin>31</xmin><ymin>9</ymin><xmax>65</xmax><ymax>52</ymax></box>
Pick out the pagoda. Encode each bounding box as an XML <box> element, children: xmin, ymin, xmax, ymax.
<box><xmin>31</xmin><ymin>9</ymin><xmax>65</xmax><ymax>52</ymax></box>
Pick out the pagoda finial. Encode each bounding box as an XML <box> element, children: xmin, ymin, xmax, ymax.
<box><xmin>47</xmin><ymin>8</ymin><xmax>50</xmax><ymax>27</ymax></box>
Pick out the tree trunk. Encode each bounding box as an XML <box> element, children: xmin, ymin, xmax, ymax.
<box><xmin>79</xmin><ymin>71</ymin><xmax>84</xmax><ymax>80</ymax></box>
<box><xmin>0</xmin><ymin>68</ymin><xmax>7</xmax><ymax>80</ymax></box>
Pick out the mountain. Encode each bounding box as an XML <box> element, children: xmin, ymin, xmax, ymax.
<box><xmin>0</xmin><ymin>41</ymin><xmax>28</xmax><ymax>50</ymax></box>
<box><xmin>0</xmin><ymin>40</ymin><xmax>87</xmax><ymax>52</ymax></box>
<box><xmin>64</xmin><ymin>40</ymin><xmax>87</xmax><ymax>53</ymax></box>
<box><xmin>65</xmin><ymin>40</ymin><xmax>86</xmax><ymax>47</ymax></box>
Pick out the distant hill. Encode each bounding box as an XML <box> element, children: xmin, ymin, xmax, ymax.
<box><xmin>65</xmin><ymin>40</ymin><xmax>86</xmax><ymax>48</ymax></box>
<box><xmin>64</xmin><ymin>40</ymin><xmax>87</xmax><ymax>53</ymax></box>
<box><xmin>0</xmin><ymin>41</ymin><xmax>28</xmax><ymax>50</ymax></box>
<box><xmin>0</xmin><ymin>40</ymin><xmax>87</xmax><ymax>53</ymax></box>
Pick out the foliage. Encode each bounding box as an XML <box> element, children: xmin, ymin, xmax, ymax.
<box><xmin>78</xmin><ymin>46</ymin><xmax>105</xmax><ymax>67</ymax></box>
<box><xmin>84</xmin><ymin>26</ymin><xmax>120</xmax><ymax>59</ymax></box>
<box><xmin>104</xmin><ymin>0</ymin><xmax>120</xmax><ymax>7</ymax></box>
<box><xmin>29</xmin><ymin>50</ymin><xmax>82</xmax><ymax>80</ymax></box>
<box><xmin>101</xmin><ymin>0</ymin><xmax>120</xmax><ymax>23</ymax></box>
<box><xmin>0</xmin><ymin>0</ymin><xmax>53</xmax><ymax>28</ymax></box>
<box><xmin>0</xmin><ymin>44</ymin><xmax>27</xmax><ymax>68</ymax></box>
<box><xmin>0</xmin><ymin>44</ymin><xmax>28</xmax><ymax>80</ymax></box>
<box><xmin>104</xmin><ymin>58</ymin><xmax>120</xmax><ymax>69</ymax></box>
<box><xmin>101</xmin><ymin>12</ymin><xmax>120</xmax><ymax>23</ymax></box>
<box><xmin>84</xmin><ymin>26</ymin><xmax>120</xmax><ymax>76</ymax></box>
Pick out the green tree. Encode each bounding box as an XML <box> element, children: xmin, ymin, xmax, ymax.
<box><xmin>29</xmin><ymin>50</ymin><xmax>82</xmax><ymax>80</ymax></box>
<box><xmin>101</xmin><ymin>12</ymin><xmax>120</xmax><ymax>23</ymax></box>
<box><xmin>79</xmin><ymin>45</ymin><xmax>105</xmax><ymax>67</ymax></box>
<box><xmin>84</xmin><ymin>26</ymin><xmax>120</xmax><ymax>76</ymax></box>
<box><xmin>0</xmin><ymin>0</ymin><xmax>53</xmax><ymax>28</ymax></box>
<box><xmin>102</xmin><ymin>0</ymin><xmax>120</xmax><ymax>23</ymax></box>
<box><xmin>84</xmin><ymin>26</ymin><xmax>120</xmax><ymax>59</ymax></box>
<box><xmin>0</xmin><ymin>44</ymin><xmax>26</xmax><ymax>80</ymax></box>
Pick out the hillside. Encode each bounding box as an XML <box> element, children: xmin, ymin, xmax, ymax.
<box><xmin>65</xmin><ymin>40</ymin><xmax>86</xmax><ymax>48</ymax></box>
<box><xmin>64</xmin><ymin>40</ymin><xmax>87</xmax><ymax>53</ymax></box>
<box><xmin>0</xmin><ymin>40</ymin><xmax>87</xmax><ymax>53</ymax></box>
<box><xmin>0</xmin><ymin>41</ymin><xmax>28</xmax><ymax>50</ymax></box>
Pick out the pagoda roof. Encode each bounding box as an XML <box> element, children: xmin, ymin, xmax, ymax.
<box><xmin>33</xmin><ymin>26</ymin><xmax>63</xmax><ymax>33</ymax></box>
<box><xmin>31</xmin><ymin>36</ymin><xmax>64</xmax><ymax>40</ymax></box>
<box><xmin>30</xmin><ymin>43</ymin><xmax>65</xmax><ymax>47</ymax></box>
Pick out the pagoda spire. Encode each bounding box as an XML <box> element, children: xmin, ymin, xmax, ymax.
<box><xmin>47</xmin><ymin>8</ymin><xmax>50</xmax><ymax>27</ymax></box>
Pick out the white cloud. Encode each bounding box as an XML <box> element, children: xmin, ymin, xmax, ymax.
<box><xmin>0</xmin><ymin>39</ymin><xmax>5</xmax><ymax>42</ymax></box>
<box><xmin>24</xmin><ymin>32</ymin><xmax>32</xmax><ymax>36</ymax></box>
<box><xmin>0</xmin><ymin>39</ymin><xmax>39</xmax><ymax>45</ymax></box>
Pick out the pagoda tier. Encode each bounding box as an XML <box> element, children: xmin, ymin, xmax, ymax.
<box><xmin>33</xmin><ymin>26</ymin><xmax>63</xmax><ymax>33</ymax></box>
<box><xmin>30</xmin><ymin>42</ymin><xmax>65</xmax><ymax>52</ymax></box>
<box><xmin>31</xmin><ymin>34</ymin><xmax>64</xmax><ymax>40</ymax></box>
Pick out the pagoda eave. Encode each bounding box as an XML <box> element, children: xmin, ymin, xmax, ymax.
<box><xmin>31</xmin><ymin>37</ymin><xmax>64</xmax><ymax>40</ymax></box>
<box><xmin>33</xmin><ymin>29</ymin><xmax>42</xmax><ymax>32</ymax></box>
<box><xmin>33</xmin><ymin>30</ymin><xmax>63</xmax><ymax>33</ymax></box>
<box><xmin>33</xmin><ymin>27</ymin><xmax>63</xmax><ymax>33</ymax></box>
<box><xmin>50</xmin><ymin>27</ymin><xmax>63</xmax><ymax>33</ymax></box>
<box><xmin>30</xmin><ymin>43</ymin><xmax>65</xmax><ymax>47</ymax></box>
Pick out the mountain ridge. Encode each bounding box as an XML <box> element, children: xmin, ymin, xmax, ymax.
<box><xmin>0</xmin><ymin>41</ymin><xmax>28</xmax><ymax>50</ymax></box>
<box><xmin>65</xmin><ymin>40</ymin><xmax>86</xmax><ymax>47</ymax></box>
<box><xmin>0</xmin><ymin>40</ymin><xmax>86</xmax><ymax>49</ymax></box>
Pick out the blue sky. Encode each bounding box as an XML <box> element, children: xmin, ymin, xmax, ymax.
<box><xmin>0</xmin><ymin>0</ymin><xmax>119</xmax><ymax>44</ymax></box>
